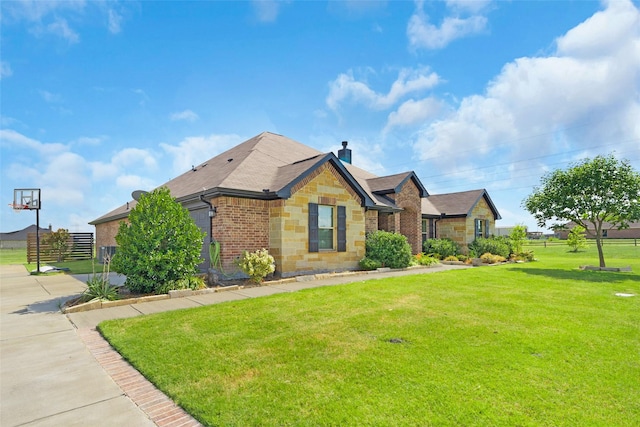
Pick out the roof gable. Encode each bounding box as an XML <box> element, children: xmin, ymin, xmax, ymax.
<box><xmin>423</xmin><ymin>189</ymin><xmax>502</xmax><ymax>220</ymax></box>
<box><xmin>367</xmin><ymin>172</ymin><xmax>428</xmax><ymax>197</ymax></box>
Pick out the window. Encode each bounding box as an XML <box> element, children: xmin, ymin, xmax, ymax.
<box><xmin>475</xmin><ymin>219</ymin><xmax>490</xmax><ymax>238</ymax></box>
<box><xmin>422</xmin><ymin>219</ymin><xmax>428</xmax><ymax>243</ymax></box>
<box><xmin>309</xmin><ymin>203</ymin><xmax>346</xmax><ymax>252</ymax></box>
<box><xmin>318</xmin><ymin>205</ymin><xmax>334</xmax><ymax>250</ymax></box>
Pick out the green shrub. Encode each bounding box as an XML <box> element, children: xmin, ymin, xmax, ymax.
<box><xmin>423</xmin><ymin>238</ymin><xmax>461</xmax><ymax>259</ymax></box>
<box><xmin>112</xmin><ymin>187</ymin><xmax>204</xmax><ymax>294</ymax></box>
<box><xmin>509</xmin><ymin>225</ymin><xmax>527</xmax><ymax>255</ymax></box>
<box><xmin>443</xmin><ymin>255</ymin><xmax>459</xmax><ymax>262</ymax></box>
<box><xmin>359</xmin><ymin>257</ymin><xmax>382</xmax><ymax>270</ymax></box>
<box><xmin>469</xmin><ymin>237</ymin><xmax>510</xmax><ymax>258</ymax></box>
<box><xmin>365</xmin><ymin>231</ymin><xmax>413</xmax><ymax>269</ymax></box>
<box><xmin>456</xmin><ymin>254</ymin><xmax>468</xmax><ymax>262</ymax></box>
<box><xmin>414</xmin><ymin>253</ymin><xmax>439</xmax><ymax>266</ymax></box>
<box><xmin>512</xmin><ymin>250</ymin><xmax>535</xmax><ymax>262</ymax></box>
<box><xmin>156</xmin><ymin>275</ymin><xmax>207</xmax><ymax>294</ymax></box>
<box><xmin>480</xmin><ymin>252</ymin><xmax>507</xmax><ymax>264</ymax></box>
<box><xmin>237</xmin><ymin>248</ymin><xmax>275</xmax><ymax>283</ymax></box>
<box><xmin>81</xmin><ymin>257</ymin><xmax>118</xmax><ymax>302</ymax></box>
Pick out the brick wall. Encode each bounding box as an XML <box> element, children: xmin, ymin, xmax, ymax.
<box><xmin>365</xmin><ymin>210</ymin><xmax>378</xmax><ymax>234</ymax></box>
<box><xmin>211</xmin><ymin>196</ymin><xmax>270</xmax><ymax>271</ymax></box>
<box><xmin>395</xmin><ymin>180</ymin><xmax>422</xmax><ymax>254</ymax></box>
<box><xmin>95</xmin><ymin>219</ymin><xmax>127</xmax><ymax>248</ymax></box>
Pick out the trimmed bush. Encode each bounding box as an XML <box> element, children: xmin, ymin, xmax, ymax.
<box><xmin>469</xmin><ymin>237</ymin><xmax>510</xmax><ymax>259</ymax></box>
<box><xmin>365</xmin><ymin>231</ymin><xmax>413</xmax><ymax>269</ymax></box>
<box><xmin>423</xmin><ymin>238</ymin><xmax>461</xmax><ymax>259</ymax></box>
<box><xmin>414</xmin><ymin>253</ymin><xmax>440</xmax><ymax>267</ymax></box>
<box><xmin>359</xmin><ymin>257</ymin><xmax>382</xmax><ymax>270</ymax></box>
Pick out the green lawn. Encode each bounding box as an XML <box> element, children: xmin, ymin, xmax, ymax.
<box><xmin>0</xmin><ymin>248</ymin><xmax>95</xmax><ymax>274</ymax></box>
<box><xmin>99</xmin><ymin>245</ymin><xmax>640</xmax><ymax>426</ymax></box>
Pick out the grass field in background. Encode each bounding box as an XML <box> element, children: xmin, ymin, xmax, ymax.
<box><xmin>0</xmin><ymin>248</ymin><xmax>95</xmax><ymax>274</ymax></box>
<box><xmin>100</xmin><ymin>245</ymin><xmax>640</xmax><ymax>426</ymax></box>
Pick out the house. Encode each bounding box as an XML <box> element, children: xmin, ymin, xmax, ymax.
<box><xmin>555</xmin><ymin>221</ymin><xmax>640</xmax><ymax>239</ymax></box>
<box><xmin>90</xmin><ymin>132</ymin><xmax>501</xmax><ymax>278</ymax></box>
<box><xmin>421</xmin><ymin>189</ymin><xmax>502</xmax><ymax>246</ymax></box>
<box><xmin>0</xmin><ymin>224</ymin><xmax>52</xmax><ymax>249</ymax></box>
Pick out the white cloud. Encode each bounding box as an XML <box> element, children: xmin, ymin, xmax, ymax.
<box><xmin>115</xmin><ymin>174</ymin><xmax>156</xmax><ymax>190</ymax></box>
<box><xmin>327</xmin><ymin>66</ymin><xmax>440</xmax><ymax>111</ymax></box>
<box><xmin>46</xmin><ymin>17</ymin><xmax>80</xmax><ymax>43</ymax></box>
<box><xmin>252</xmin><ymin>0</ymin><xmax>287</xmax><ymax>23</ymax></box>
<box><xmin>39</xmin><ymin>90</ymin><xmax>62</xmax><ymax>103</ymax></box>
<box><xmin>385</xmin><ymin>97</ymin><xmax>445</xmax><ymax>131</ymax></box>
<box><xmin>170</xmin><ymin>109</ymin><xmax>200</xmax><ymax>122</ymax></box>
<box><xmin>112</xmin><ymin>148</ymin><xmax>157</xmax><ymax>170</ymax></box>
<box><xmin>107</xmin><ymin>8</ymin><xmax>123</xmax><ymax>34</ymax></box>
<box><xmin>160</xmin><ymin>134</ymin><xmax>244</xmax><ymax>175</ymax></box>
<box><xmin>0</xmin><ymin>129</ymin><xmax>68</xmax><ymax>155</ymax></box>
<box><xmin>407</xmin><ymin>0</ymin><xmax>488</xmax><ymax>50</ymax></box>
<box><xmin>412</xmin><ymin>0</ymin><xmax>640</xmax><ymax>174</ymax></box>
<box><xmin>0</xmin><ymin>61</ymin><xmax>12</xmax><ymax>79</ymax></box>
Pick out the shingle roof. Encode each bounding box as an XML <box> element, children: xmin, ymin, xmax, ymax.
<box><xmin>422</xmin><ymin>189</ymin><xmax>502</xmax><ymax>220</ymax></box>
<box><xmin>91</xmin><ymin>132</ymin><xmax>405</xmax><ymax>224</ymax></box>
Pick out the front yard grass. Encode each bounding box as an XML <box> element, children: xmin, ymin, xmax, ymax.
<box><xmin>100</xmin><ymin>245</ymin><xmax>640</xmax><ymax>426</ymax></box>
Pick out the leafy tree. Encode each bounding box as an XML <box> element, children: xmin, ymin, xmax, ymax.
<box><xmin>523</xmin><ymin>154</ymin><xmax>640</xmax><ymax>267</ymax></box>
<box><xmin>43</xmin><ymin>228</ymin><xmax>72</xmax><ymax>262</ymax></box>
<box><xmin>112</xmin><ymin>187</ymin><xmax>204</xmax><ymax>294</ymax></box>
<box><xmin>509</xmin><ymin>224</ymin><xmax>528</xmax><ymax>255</ymax></box>
<box><xmin>567</xmin><ymin>225</ymin><xmax>588</xmax><ymax>253</ymax></box>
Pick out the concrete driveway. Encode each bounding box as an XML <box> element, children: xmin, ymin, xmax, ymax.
<box><xmin>0</xmin><ymin>265</ymin><xmax>156</xmax><ymax>427</ymax></box>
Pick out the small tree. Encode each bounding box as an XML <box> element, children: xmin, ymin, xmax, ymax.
<box><xmin>523</xmin><ymin>154</ymin><xmax>640</xmax><ymax>267</ymax></box>
<box><xmin>112</xmin><ymin>187</ymin><xmax>204</xmax><ymax>294</ymax></box>
<box><xmin>43</xmin><ymin>228</ymin><xmax>72</xmax><ymax>262</ymax></box>
<box><xmin>509</xmin><ymin>225</ymin><xmax>527</xmax><ymax>255</ymax></box>
<box><xmin>567</xmin><ymin>225</ymin><xmax>588</xmax><ymax>252</ymax></box>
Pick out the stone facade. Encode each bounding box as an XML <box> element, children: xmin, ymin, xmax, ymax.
<box><xmin>269</xmin><ymin>163</ymin><xmax>365</xmax><ymax>277</ymax></box>
<box><xmin>435</xmin><ymin>197</ymin><xmax>496</xmax><ymax>248</ymax></box>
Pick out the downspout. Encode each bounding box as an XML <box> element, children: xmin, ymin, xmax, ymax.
<box><xmin>199</xmin><ymin>195</ymin><xmax>216</xmax><ymax>242</ymax></box>
<box><xmin>433</xmin><ymin>213</ymin><xmax>446</xmax><ymax>238</ymax></box>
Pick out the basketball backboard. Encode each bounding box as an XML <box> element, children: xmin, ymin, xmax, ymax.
<box><xmin>12</xmin><ymin>188</ymin><xmax>41</xmax><ymax>210</ymax></box>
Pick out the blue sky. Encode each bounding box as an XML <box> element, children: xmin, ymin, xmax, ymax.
<box><xmin>1</xmin><ymin>0</ymin><xmax>639</xmax><ymax>234</ymax></box>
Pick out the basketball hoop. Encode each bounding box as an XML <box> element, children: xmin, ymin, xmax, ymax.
<box><xmin>9</xmin><ymin>203</ymin><xmax>29</xmax><ymax>213</ymax></box>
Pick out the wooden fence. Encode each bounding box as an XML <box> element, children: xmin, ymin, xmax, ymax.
<box><xmin>27</xmin><ymin>232</ymin><xmax>94</xmax><ymax>263</ymax></box>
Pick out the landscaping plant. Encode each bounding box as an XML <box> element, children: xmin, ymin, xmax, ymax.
<box><xmin>237</xmin><ymin>248</ymin><xmax>275</xmax><ymax>283</ymax></box>
<box><xmin>43</xmin><ymin>228</ymin><xmax>72</xmax><ymax>262</ymax></box>
<box><xmin>567</xmin><ymin>225</ymin><xmax>588</xmax><ymax>252</ymax></box>
<box><xmin>111</xmin><ymin>187</ymin><xmax>204</xmax><ymax>294</ymax></box>
<box><xmin>468</xmin><ymin>236</ymin><xmax>510</xmax><ymax>259</ymax></box>
<box><xmin>364</xmin><ymin>230</ymin><xmax>413</xmax><ymax>269</ymax></box>
<box><xmin>81</xmin><ymin>255</ymin><xmax>118</xmax><ymax>302</ymax></box>
<box><xmin>423</xmin><ymin>238</ymin><xmax>460</xmax><ymax>259</ymax></box>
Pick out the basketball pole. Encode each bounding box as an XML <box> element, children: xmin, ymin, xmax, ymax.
<box><xmin>36</xmin><ymin>207</ymin><xmax>40</xmax><ymax>273</ymax></box>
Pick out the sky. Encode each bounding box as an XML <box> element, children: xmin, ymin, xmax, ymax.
<box><xmin>1</xmin><ymin>0</ymin><xmax>639</xmax><ymax>234</ymax></box>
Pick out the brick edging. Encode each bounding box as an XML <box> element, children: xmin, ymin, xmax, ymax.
<box><xmin>76</xmin><ymin>327</ymin><xmax>202</xmax><ymax>427</ymax></box>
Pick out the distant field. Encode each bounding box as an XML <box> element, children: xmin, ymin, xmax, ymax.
<box><xmin>0</xmin><ymin>248</ymin><xmax>95</xmax><ymax>274</ymax></box>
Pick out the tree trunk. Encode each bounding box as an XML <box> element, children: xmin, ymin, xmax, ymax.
<box><xmin>595</xmin><ymin>235</ymin><xmax>606</xmax><ymax>267</ymax></box>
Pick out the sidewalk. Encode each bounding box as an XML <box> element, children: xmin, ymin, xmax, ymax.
<box><xmin>1</xmin><ymin>263</ymin><xmax>469</xmax><ymax>426</ymax></box>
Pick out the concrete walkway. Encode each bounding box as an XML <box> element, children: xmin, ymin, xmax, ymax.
<box><xmin>1</xmin><ymin>263</ymin><xmax>469</xmax><ymax>426</ymax></box>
